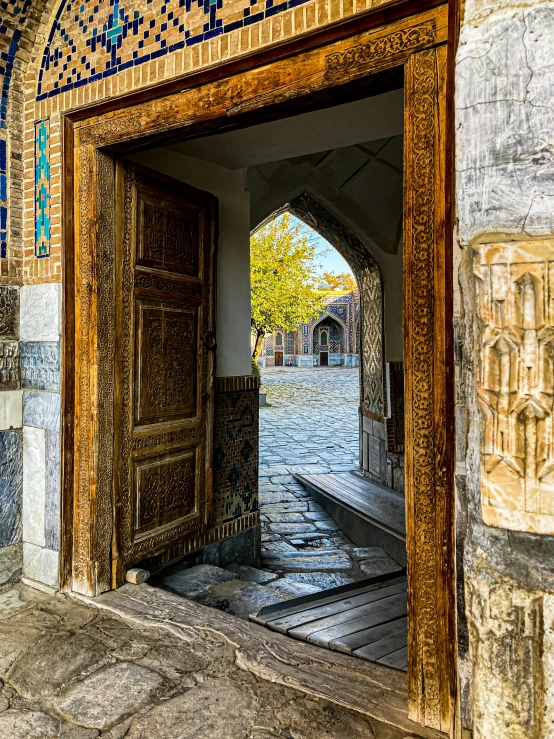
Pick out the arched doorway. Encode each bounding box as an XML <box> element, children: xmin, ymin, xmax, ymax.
<box><xmin>57</xmin><ymin>19</ymin><xmax>456</xmax><ymax>729</ymax></box>
<box><xmin>312</xmin><ymin>314</ymin><xmax>347</xmax><ymax>366</ymax></box>
<box><xmin>264</xmin><ymin>193</ymin><xmax>388</xmax><ymax>484</ymax></box>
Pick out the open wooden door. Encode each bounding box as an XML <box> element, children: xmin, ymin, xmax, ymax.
<box><xmin>111</xmin><ymin>160</ymin><xmax>217</xmax><ymax>586</ymax></box>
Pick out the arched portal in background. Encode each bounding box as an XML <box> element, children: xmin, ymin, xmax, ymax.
<box><xmin>253</xmin><ymin>191</ymin><xmax>385</xmax><ymax>478</ymax></box>
<box><xmin>312</xmin><ymin>313</ymin><xmax>348</xmax><ymax>360</ymax></box>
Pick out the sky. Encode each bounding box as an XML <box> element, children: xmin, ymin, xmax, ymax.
<box><xmin>293</xmin><ymin>217</ymin><xmax>354</xmax><ymax>277</ymax></box>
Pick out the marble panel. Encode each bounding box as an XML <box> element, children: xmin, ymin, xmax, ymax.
<box><xmin>22</xmin><ymin>542</ymin><xmax>59</xmax><ymax>588</ymax></box>
<box><xmin>22</xmin><ymin>391</ymin><xmax>60</xmax><ymax>431</ymax></box>
<box><xmin>368</xmin><ymin>436</ymin><xmax>382</xmax><ymax>478</ymax></box>
<box><xmin>0</xmin><ymin>431</ymin><xmax>22</xmax><ymax>547</ymax></box>
<box><xmin>44</xmin><ymin>431</ymin><xmax>60</xmax><ymax>551</ymax></box>
<box><xmin>20</xmin><ymin>342</ymin><xmax>60</xmax><ymax>392</ymax></box>
<box><xmin>0</xmin><ymin>341</ymin><xmax>19</xmax><ymax>390</ymax></box>
<box><xmin>0</xmin><ymin>286</ymin><xmax>19</xmax><ymax>340</ymax></box>
<box><xmin>20</xmin><ymin>284</ymin><xmax>61</xmax><ymax>342</ymax></box>
<box><xmin>0</xmin><ymin>390</ymin><xmax>22</xmax><ymax>430</ymax></box>
<box><xmin>23</xmin><ymin>426</ymin><xmax>46</xmax><ymax>547</ymax></box>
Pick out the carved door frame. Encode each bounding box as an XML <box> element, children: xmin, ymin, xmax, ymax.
<box><xmin>61</xmin><ymin>0</ymin><xmax>456</xmax><ymax>733</ymax></box>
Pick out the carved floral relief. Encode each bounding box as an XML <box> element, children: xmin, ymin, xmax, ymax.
<box><xmin>477</xmin><ymin>240</ymin><xmax>554</xmax><ymax>534</ymax></box>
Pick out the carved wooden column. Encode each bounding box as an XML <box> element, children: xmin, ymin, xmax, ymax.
<box><xmin>404</xmin><ymin>44</ymin><xmax>456</xmax><ymax>734</ymax></box>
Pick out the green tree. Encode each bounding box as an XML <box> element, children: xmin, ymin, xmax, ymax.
<box><xmin>251</xmin><ymin>214</ymin><xmax>324</xmax><ymax>360</ymax></box>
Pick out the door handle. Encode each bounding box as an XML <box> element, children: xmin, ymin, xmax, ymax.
<box><xmin>203</xmin><ymin>330</ymin><xmax>216</xmax><ymax>350</ymax></box>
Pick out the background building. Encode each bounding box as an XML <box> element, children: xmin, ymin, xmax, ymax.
<box><xmin>257</xmin><ymin>290</ymin><xmax>360</xmax><ymax>368</ymax></box>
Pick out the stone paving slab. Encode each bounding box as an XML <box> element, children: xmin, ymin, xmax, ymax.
<box><xmin>0</xmin><ymin>584</ymin><xmax>428</xmax><ymax>739</ymax></box>
<box><xmin>255</xmin><ymin>368</ymin><xmax>404</xmax><ymax>590</ymax></box>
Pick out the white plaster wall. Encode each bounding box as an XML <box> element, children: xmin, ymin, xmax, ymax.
<box><xmin>129</xmin><ymin>148</ymin><xmax>252</xmax><ymax>378</ymax></box>
<box><xmin>380</xmin><ymin>249</ymin><xmax>403</xmax><ymax>363</ymax></box>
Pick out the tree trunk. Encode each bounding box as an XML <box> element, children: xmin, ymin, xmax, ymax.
<box><xmin>252</xmin><ymin>330</ymin><xmax>265</xmax><ymax>360</ymax></box>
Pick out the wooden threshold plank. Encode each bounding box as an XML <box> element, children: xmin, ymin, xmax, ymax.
<box><xmin>290</xmin><ymin>591</ymin><xmax>408</xmax><ymax>640</ymax></box>
<box><xmin>252</xmin><ymin>576</ymin><xmax>406</xmax><ymax>627</ymax></box>
<box><xmin>331</xmin><ymin>616</ymin><xmax>408</xmax><ymax>655</ymax></box>
<box><xmin>353</xmin><ymin>629</ymin><xmax>408</xmax><ymax>662</ymax></box>
<box><xmin>305</xmin><ymin>599</ymin><xmax>407</xmax><ymax>649</ymax></box>
<box><xmin>88</xmin><ymin>584</ymin><xmax>446</xmax><ymax>738</ymax></box>
<box><xmin>377</xmin><ymin>646</ymin><xmax>408</xmax><ymax>671</ymax></box>
<box><xmin>264</xmin><ymin>581</ymin><xmax>407</xmax><ymax>634</ymax></box>
<box><xmin>300</xmin><ymin>478</ymin><xmax>402</xmax><ymax>531</ymax></box>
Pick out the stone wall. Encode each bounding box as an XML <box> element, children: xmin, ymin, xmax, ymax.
<box><xmin>456</xmin><ymin>0</ymin><xmax>554</xmax><ymax>734</ymax></box>
<box><xmin>360</xmin><ymin>413</ymin><xmax>404</xmax><ymax>493</ymax></box>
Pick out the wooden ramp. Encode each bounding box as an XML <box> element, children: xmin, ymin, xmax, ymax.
<box><xmin>294</xmin><ymin>471</ymin><xmax>406</xmax><ymax>539</ymax></box>
<box><xmin>251</xmin><ymin>574</ymin><xmax>408</xmax><ymax>671</ymax></box>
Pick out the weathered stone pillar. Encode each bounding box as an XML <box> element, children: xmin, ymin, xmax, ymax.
<box><xmin>457</xmin><ymin>0</ymin><xmax>554</xmax><ymax>734</ymax></box>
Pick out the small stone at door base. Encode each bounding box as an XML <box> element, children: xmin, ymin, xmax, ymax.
<box><xmin>126</xmin><ymin>568</ymin><xmax>150</xmax><ymax>585</ymax></box>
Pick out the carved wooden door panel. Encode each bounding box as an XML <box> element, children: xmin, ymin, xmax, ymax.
<box><xmin>113</xmin><ymin>161</ymin><xmax>217</xmax><ymax>584</ymax></box>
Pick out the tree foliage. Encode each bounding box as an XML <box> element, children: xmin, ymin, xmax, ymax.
<box><xmin>319</xmin><ymin>271</ymin><xmax>357</xmax><ymax>291</ymax></box>
<box><xmin>251</xmin><ymin>214</ymin><xmax>324</xmax><ymax>359</ymax></box>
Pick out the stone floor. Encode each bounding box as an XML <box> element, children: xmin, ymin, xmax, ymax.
<box><xmin>154</xmin><ymin>368</ymin><xmax>401</xmax><ymax>620</ymax></box>
<box><xmin>0</xmin><ymin>584</ymin><xmax>423</xmax><ymax>738</ymax></box>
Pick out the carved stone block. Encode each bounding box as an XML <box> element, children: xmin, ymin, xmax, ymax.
<box><xmin>0</xmin><ymin>341</ymin><xmax>20</xmax><ymax>390</ymax></box>
<box><xmin>19</xmin><ymin>341</ymin><xmax>60</xmax><ymax>392</ymax></box>
<box><xmin>477</xmin><ymin>240</ymin><xmax>554</xmax><ymax>534</ymax></box>
<box><xmin>0</xmin><ymin>286</ymin><xmax>19</xmax><ymax>340</ymax></box>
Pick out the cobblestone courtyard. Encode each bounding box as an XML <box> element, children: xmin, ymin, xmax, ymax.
<box><xmin>258</xmin><ymin>367</ymin><xmax>399</xmax><ymax>591</ymax></box>
<box><xmin>153</xmin><ymin>368</ymin><xmax>401</xmax><ymax>621</ymax></box>
<box><xmin>259</xmin><ymin>367</ymin><xmax>360</xmax><ymax>472</ymax></box>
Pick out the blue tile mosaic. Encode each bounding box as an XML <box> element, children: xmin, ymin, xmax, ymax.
<box><xmin>34</xmin><ymin>119</ymin><xmax>51</xmax><ymax>258</ymax></box>
<box><xmin>36</xmin><ymin>0</ymin><xmax>310</xmax><ymax>101</ymax></box>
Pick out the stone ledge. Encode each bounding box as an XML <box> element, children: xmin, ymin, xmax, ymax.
<box><xmin>78</xmin><ymin>582</ymin><xmax>445</xmax><ymax>739</ymax></box>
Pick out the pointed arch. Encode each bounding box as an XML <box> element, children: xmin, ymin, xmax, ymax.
<box><xmin>253</xmin><ymin>191</ymin><xmax>385</xmax><ymax>419</ymax></box>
